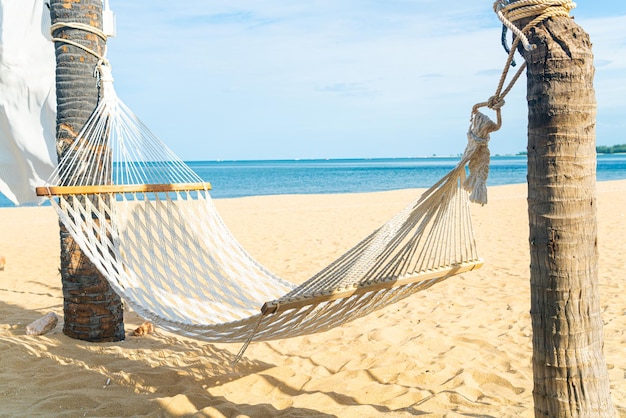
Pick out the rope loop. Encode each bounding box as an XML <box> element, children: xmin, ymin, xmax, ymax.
<box><xmin>50</xmin><ymin>21</ymin><xmax>107</xmax><ymax>41</ymax></box>
<box><xmin>50</xmin><ymin>21</ymin><xmax>109</xmax><ymax>66</ymax></box>
<box><xmin>494</xmin><ymin>0</ymin><xmax>576</xmax><ymax>51</ymax></box>
<box><xmin>50</xmin><ymin>20</ymin><xmax>113</xmax><ymax>99</ymax></box>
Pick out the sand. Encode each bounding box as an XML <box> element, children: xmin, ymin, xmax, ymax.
<box><xmin>0</xmin><ymin>181</ymin><xmax>625</xmax><ymax>417</ymax></box>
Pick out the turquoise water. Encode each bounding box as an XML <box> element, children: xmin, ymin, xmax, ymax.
<box><xmin>3</xmin><ymin>154</ymin><xmax>626</xmax><ymax>207</ymax></box>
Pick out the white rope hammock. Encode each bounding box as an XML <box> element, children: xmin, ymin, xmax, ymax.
<box><xmin>38</xmin><ymin>0</ymin><xmax>575</xmax><ymax>354</ymax></box>
<box><xmin>37</xmin><ymin>62</ymin><xmax>487</xmax><ymax>346</ymax></box>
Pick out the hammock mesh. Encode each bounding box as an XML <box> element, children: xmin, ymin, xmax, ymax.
<box><xmin>39</xmin><ymin>64</ymin><xmax>483</xmax><ymax>344</ymax></box>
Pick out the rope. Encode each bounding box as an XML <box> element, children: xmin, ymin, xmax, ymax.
<box><xmin>500</xmin><ymin>24</ymin><xmax>517</xmax><ymax>67</ymax></box>
<box><xmin>50</xmin><ymin>21</ymin><xmax>110</xmax><ymax>68</ymax></box>
<box><xmin>495</xmin><ymin>0</ymin><xmax>576</xmax><ymax>51</ymax></box>
<box><xmin>488</xmin><ymin>0</ymin><xmax>576</xmax><ymax>110</ymax></box>
<box><xmin>462</xmin><ymin>0</ymin><xmax>576</xmax><ymax>204</ymax></box>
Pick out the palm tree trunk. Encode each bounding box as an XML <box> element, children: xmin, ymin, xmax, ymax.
<box><xmin>49</xmin><ymin>0</ymin><xmax>124</xmax><ymax>342</ymax></box>
<box><xmin>518</xmin><ymin>11</ymin><xmax>614</xmax><ymax>417</ymax></box>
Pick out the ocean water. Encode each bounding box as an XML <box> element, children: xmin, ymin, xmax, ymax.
<box><xmin>3</xmin><ymin>154</ymin><xmax>626</xmax><ymax>207</ymax></box>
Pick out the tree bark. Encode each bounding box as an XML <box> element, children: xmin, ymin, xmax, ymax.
<box><xmin>49</xmin><ymin>0</ymin><xmax>124</xmax><ymax>342</ymax></box>
<box><xmin>520</xmin><ymin>12</ymin><xmax>614</xmax><ymax>418</ymax></box>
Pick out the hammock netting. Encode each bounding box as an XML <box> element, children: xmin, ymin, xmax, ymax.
<box><xmin>38</xmin><ymin>64</ymin><xmax>485</xmax><ymax>344</ymax></box>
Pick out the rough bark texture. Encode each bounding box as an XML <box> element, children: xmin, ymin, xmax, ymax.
<box><xmin>522</xmin><ymin>15</ymin><xmax>614</xmax><ymax>417</ymax></box>
<box><xmin>50</xmin><ymin>0</ymin><xmax>124</xmax><ymax>342</ymax></box>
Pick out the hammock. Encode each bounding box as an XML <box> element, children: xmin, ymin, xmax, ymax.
<box><xmin>36</xmin><ymin>62</ymin><xmax>494</xmax><ymax>348</ymax></box>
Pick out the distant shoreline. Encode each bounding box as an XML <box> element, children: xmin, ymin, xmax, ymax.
<box><xmin>3</xmin><ymin>154</ymin><xmax>626</xmax><ymax>206</ymax></box>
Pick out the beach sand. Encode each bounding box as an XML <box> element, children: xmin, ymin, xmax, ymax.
<box><xmin>1</xmin><ymin>181</ymin><xmax>625</xmax><ymax>417</ymax></box>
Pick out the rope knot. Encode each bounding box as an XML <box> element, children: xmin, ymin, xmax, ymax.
<box><xmin>487</xmin><ymin>96</ymin><xmax>505</xmax><ymax>110</ymax></box>
<box><xmin>462</xmin><ymin>111</ymin><xmax>501</xmax><ymax>205</ymax></box>
<box><xmin>96</xmin><ymin>63</ymin><xmax>114</xmax><ymax>84</ymax></box>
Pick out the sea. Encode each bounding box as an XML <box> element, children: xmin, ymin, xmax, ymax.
<box><xmin>2</xmin><ymin>154</ymin><xmax>626</xmax><ymax>207</ymax></box>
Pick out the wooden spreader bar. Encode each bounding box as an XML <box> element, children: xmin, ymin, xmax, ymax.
<box><xmin>261</xmin><ymin>260</ymin><xmax>483</xmax><ymax>315</ymax></box>
<box><xmin>36</xmin><ymin>182</ymin><xmax>212</xmax><ymax>197</ymax></box>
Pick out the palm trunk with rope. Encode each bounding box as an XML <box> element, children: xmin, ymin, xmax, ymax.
<box><xmin>49</xmin><ymin>0</ymin><xmax>124</xmax><ymax>342</ymax></box>
<box><xmin>500</xmin><ymin>0</ymin><xmax>615</xmax><ymax>415</ymax></box>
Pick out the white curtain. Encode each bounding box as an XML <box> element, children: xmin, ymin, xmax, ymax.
<box><xmin>0</xmin><ymin>0</ymin><xmax>56</xmax><ymax>205</ymax></box>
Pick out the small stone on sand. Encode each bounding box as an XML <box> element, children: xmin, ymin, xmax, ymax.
<box><xmin>26</xmin><ymin>312</ymin><xmax>58</xmax><ymax>335</ymax></box>
<box><xmin>132</xmin><ymin>321</ymin><xmax>155</xmax><ymax>336</ymax></box>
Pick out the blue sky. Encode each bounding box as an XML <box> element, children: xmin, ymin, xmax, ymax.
<box><xmin>105</xmin><ymin>1</ymin><xmax>626</xmax><ymax>161</ymax></box>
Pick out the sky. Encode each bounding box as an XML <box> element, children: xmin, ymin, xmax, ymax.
<box><xmin>103</xmin><ymin>1</ymin><xmax>626</xmax><ymax>161</ymax></box>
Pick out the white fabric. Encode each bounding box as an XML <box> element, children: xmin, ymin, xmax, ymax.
<box><xmin>0</xmin><ymin>0</ymin><xmax>56</xmax><ymax>205</ymax></box>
